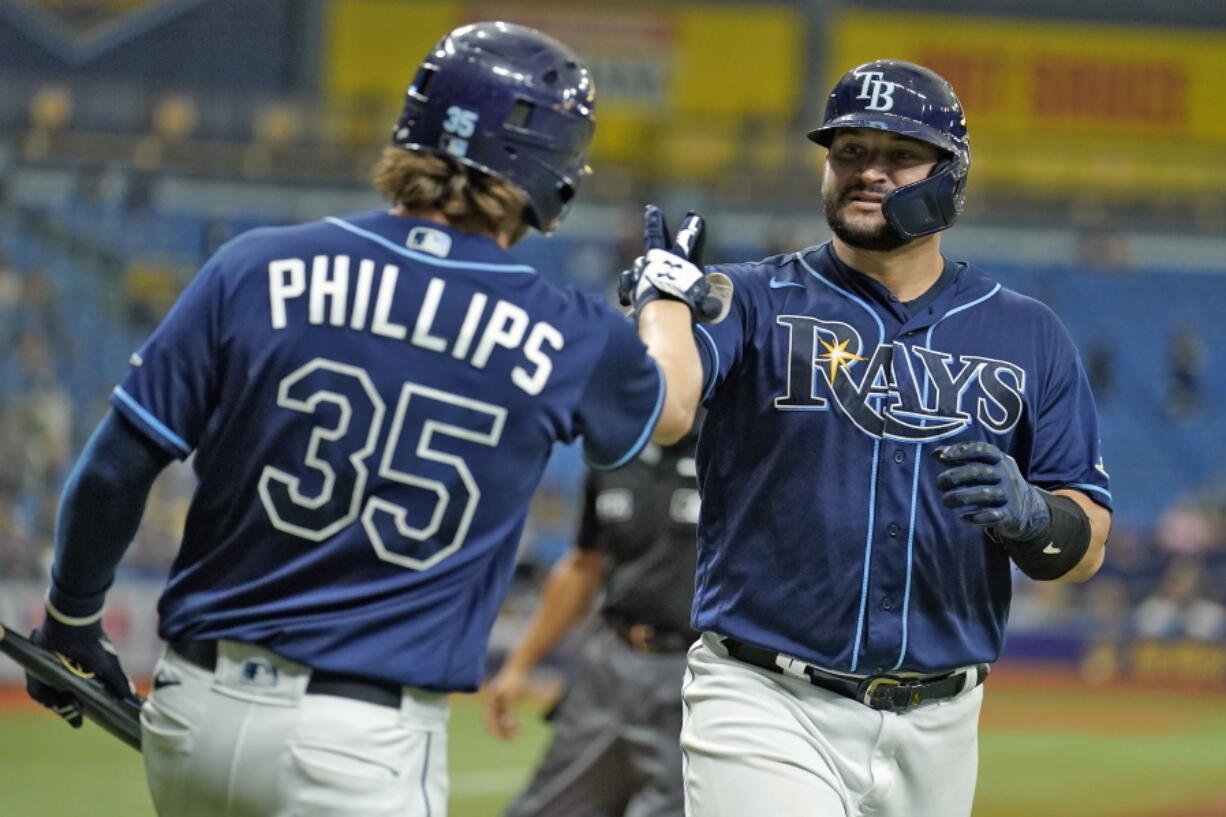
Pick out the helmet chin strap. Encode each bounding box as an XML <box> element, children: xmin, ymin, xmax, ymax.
<box><xmin>882</xmin><ymin>158</ymin><xmax>966</xmax><ymax>239</ymax></box>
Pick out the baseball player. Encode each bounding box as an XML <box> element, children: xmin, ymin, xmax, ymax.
<box><xmin>21</xmin><ymin>22</ymin><xmax>702</xmax><ymax>817</ymax></box>
<box><xmin>622</xmin><ymin>61</ymin><xmax>1113</xmax><ymax>817</ymax></box>
<box><xmin>483</xmin><ymin>428</ymin><xmax>700</xmax><ymax>817</ymax></box>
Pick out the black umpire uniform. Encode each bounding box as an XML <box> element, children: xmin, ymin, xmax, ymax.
<box><xmin>506</xmin><ymin>433</ymin><xmax>700</xmax><ymax>817</ymax></box>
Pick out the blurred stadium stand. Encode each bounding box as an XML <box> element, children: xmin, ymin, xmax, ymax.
<box><xmin>2</xmin><ymin>0</ymin><xmax>1224</xmax><ymax>686</ymax></box>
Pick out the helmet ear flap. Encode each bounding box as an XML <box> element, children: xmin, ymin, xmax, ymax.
<box><xmin>882</xmin><ymin>156</ymin><xmax>967</xmax><ymax>239</ymax></box>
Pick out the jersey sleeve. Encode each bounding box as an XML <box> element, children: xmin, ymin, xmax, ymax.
<box><xmin>574</xmin><ymin>303</ymin><xmax>664</xmax><ymax>471</ymax></box>
<box><xmin>1027</xmin><ymin>317</ymin><xmax>1113</xmax><ymax>510</ymax></box>
<box><xmin>108</xmin><ymin>255</ymin><xmax>226</xmax><ymax>459</ymax></box>
<box><xmin>693</xmin><ymin>265</ymin><xmax>752</xmax><ymax>405</ymax></box>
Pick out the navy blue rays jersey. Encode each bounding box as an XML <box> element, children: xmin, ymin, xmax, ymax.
<box><xmin>108</xmin><ymin>211</ymin><xmax>662</xmax><ymax>692</ymax></box>
<box><xmin>692</xmin><ymin>242</ymin><xmax>1111</xmax><ymax>675</ymax></box>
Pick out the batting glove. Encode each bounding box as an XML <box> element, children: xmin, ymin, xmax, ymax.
<box><xmin>933</xmin><ymin>441</ymin><xmax>1050</xmax><ymax>543</ymax></box>
<box><xmin>27</xmin><ymin>612</ymin><xmax>139</xmax><ymax>728</ymax></box>
<box><xmin>617</xmin><ymin>204</ymin><xmax>732</xmax><ymax>324</ymax></box>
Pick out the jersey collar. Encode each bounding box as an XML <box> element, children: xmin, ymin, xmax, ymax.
<box><xmin>328</xmin><ymin>210</ymin><xmax>533</xmax><ymax>272</ymax></box>
<box><xmin>800</xmin><ymin>242</ymin><xmax>999</xmax><ymax>335</ymax></box>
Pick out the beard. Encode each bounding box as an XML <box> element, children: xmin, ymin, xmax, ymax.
<box><xmin>823</xmin><ymin>184</ymin><xmax>910</xmax><ymax>252</ymax></box>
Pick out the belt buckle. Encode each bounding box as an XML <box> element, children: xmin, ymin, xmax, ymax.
<box><xmin>627</xmin><ymin>623</ymin><xmax>656</xmax><ymax>652</ymax></box>
<box><xmin>862</xmin><ymin>675</ymin><xmax>914</xmax><ymax>711</ymax></box>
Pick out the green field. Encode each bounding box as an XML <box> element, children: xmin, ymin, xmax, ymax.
<box><xmin>1</xmin><ymin>676</ymin><xmax>1224</xmax><ymax>817</ymax></box>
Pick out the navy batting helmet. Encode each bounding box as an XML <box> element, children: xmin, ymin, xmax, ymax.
<box><xmin>393</xmin><ymin>22</ymin><xmax>596</xmax><ymax>232</ymax></box>
<box><xmin>809</xmin><ymin>60</ymin><xmax>970</xmax><ymax>239</ymax></box>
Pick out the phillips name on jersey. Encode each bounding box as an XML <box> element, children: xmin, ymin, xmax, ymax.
<box><xmin>266</xmin><ymin>222</ymin><xmax>563</xmax><ymax>397</ymax></box>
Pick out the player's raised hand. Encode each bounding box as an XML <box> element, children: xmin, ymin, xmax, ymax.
<box><xmin>618</xmin><ymin>205</ymin><xmax>732</xmax><ymax>324</ymax></box>
<box><xmin>932</xmin><ymin>441</ymin><xmax>1049</xmax><ymax>542</ymax></box>
<box><xmin>26</xmin><ymin>614</ymin><xmax>140</xmax><ymax>728</ymax></box>
<box><xmin>481</xmin><ymin>664</ymin><xmax>530</xmax><ymax>741</ymax></box>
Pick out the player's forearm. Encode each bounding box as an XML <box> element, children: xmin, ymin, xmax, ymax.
<box><xmin>1050</xmin><ymin>489</ymin><xmax>1110</xmax><ymax>583</ymax></box>
<box><xmin>501</xmin><ymin>549</ymin><xmax>604</xmax><ymax>673</ymax></box>
<box><xmin>638</xmin><ymin>300</ymin><xmax>702</xmax><ymax>444</ymax></box>
<box><xmin>49</xmin><ymin>412</ymin><xmax>169</xmax><ymax>619</ymax></box>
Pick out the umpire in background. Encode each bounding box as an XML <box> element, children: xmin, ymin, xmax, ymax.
<box><xmin>483</xmin><ymin>426</ymin><xmax>701</xmax><ymax>817</ymax></box>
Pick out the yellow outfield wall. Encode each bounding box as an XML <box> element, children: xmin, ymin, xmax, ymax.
<box><xmin>323</xmin><ymin>0</ymin><xmax>803</xmax><ymax>180</ymax></box>
<box><xmin>829</xmin><ymin>10</ymin><xmax>1226</xmax><ymax>197</ymax></box>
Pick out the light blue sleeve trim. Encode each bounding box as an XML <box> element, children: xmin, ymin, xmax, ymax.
<box><xmin>111</xmin><ymin>386</ymin><xmax>192</xmax><ymax>456</ymax></box>
<box><xmin>325</xmin><ymin>217</ymin><xmax>537</xmax><ymax>273</ymax></box>
<box><xmin>693</xmin><ymin>324</ymin><xmax>719</xmax><ymax>403</ymax></box>
<box><xmin>1065</xmin><ymin>483</ymin><xmax>1113</xmax><ymax>503</ymax></box>
<box><xmin>585</xmin><ymin>358</ymin><xmax>667</xmax><ymax>471</ymax></box>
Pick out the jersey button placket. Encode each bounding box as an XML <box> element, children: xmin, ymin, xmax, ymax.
<box><xmin>893</xmin><ymin>450</ymin><xmax>905</xmax><ymax>464</ymax></box>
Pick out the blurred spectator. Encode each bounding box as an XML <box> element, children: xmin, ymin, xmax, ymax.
<box><xmin>519</xmin><ymin>487</ymin><xmax>576</xmax><ymax>567</ymax></box>
<box><xmin>1081</xmin><ymin>575</ymin><xmax>1134</xmax><ymax>643</ymax></box>
<box><xmin>1008</xmin><ymin>578</ymin><xmax>1078</xmax><ymax>631</ymax></box>
<box><xmin>203</xmin><ymin>218</ymin><xmax>236</xmax><ymax>258</ymax></box>
<box><xmin>0</xmin><ymin>249</ymin><xmax>18</xmax><ymax>301</ymax></box>
<box><xmin>1155</xmin><ymin>501</ymin><xmax>1214</xmax><ymax>556</ymax></box>
<box><xmin>1133</xmin><ymin>557</ymin><xmax>1226</xmax><ymax>641</ymax></box>
<box><xmin>123</xmin><ymin>167</ymin><xmax>157</xmax><ymax>215</ymax></box>
<box><xmin>1084</xmin><ymin>341</ymin><xmax>1114</xmax><ymax>399</ymax></box>
<box><xmin>1075</xmin><ymin>224</ymin><xmax>1133</xmax><ymax>270</ymax></box>
<box><xmin>123</xmin><ymin>258</ymin><xmax>181</xmax><ymax>330</ymax></box>
<box><xmin>19</xmin><ymin>267</ymin><xmax>63</xmax><ymax>339</ymax></box>
<box><xmin>1167</xmin><ymin>325</ymin><xmax>1204</xmax><ymax>420</ymax></box>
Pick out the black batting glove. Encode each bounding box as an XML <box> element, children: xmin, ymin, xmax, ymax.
<box><xmin>27</xmin><ymin>614</ymin><xmax>139</xmax><ymax>728</ymax></box>
<box><xmin>618</xmin><ymin>205</ymin><xmax>732</xmax><ymax>324</ymax></box>
<box><xmin>933</xmin><ymin>441</ymin><xmax>1050</xmax><ymax>543</ymax></box>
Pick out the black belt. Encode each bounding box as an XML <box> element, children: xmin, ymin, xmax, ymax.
<box><xmin>170</xmin><ymin>640</ymin><xmax>403</xmax><ymax>709</ymax></box>
<box><xmin>604</xmin><ymin>613</ymin><xmax>696</xmax><ymax>653</ymax></box>
<box><xmin>722</xmin><ymin>637</ymin><xmax>988</xmax><ymax>713</ymax></box>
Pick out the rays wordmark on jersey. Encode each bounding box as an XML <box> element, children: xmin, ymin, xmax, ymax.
<box><xmin>773</xmin><ymin>316</ymin><xmax>1026</xmax><ymax>442</ymax></box>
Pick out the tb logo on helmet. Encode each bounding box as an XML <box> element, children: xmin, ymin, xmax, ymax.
<box><xmin>854</xmin><ymin>70</ymin><xmax>896</xmax><ymax>112</ymax></box>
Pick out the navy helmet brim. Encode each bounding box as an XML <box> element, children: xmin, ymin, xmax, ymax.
<box><xmin>808</xmin><ymin>112</ymin><xmax>960</xmax><ymax>157</ymax></box>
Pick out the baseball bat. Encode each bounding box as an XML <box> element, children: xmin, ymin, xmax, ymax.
<box><xmin>0</xmin><ymin>622</ymin><xmax>143</xmax><ymax>751</ymax></box>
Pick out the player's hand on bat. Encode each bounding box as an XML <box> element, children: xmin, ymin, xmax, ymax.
<box><xmin>26</xmin><ymin>616</ymin><xmax>140</xmax><ymax>728</ymax></box>
<box><xmin>933</xmin><ymin>441</ymin><xmax>1049</xmax><ymax>542</ymax></box>
<box><xmin>618</xmin><ymin>204</ymin><xmax>732</xmax><ymax>324</ymax></box>
<box><xmin>481</xmin><ymin>664</ymin><xmax>530</xmax><ymax>741</ymax></box>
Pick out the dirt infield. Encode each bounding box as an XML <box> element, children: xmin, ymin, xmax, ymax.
<box><xmin>982</xmin><ymin>662</ymin><xmax>1226</xmax><ymax>735</ymax></box>
<box><xmin>988</xmin><ymin>662</ymin><xmax>1226</xmax><ymax>697</ymax></box>
<box><xmin>0</xmin><ymin>683</ymin><xmax>36</xmax><ymax>710</ymax></box>
<box><xmin>1128</xmin><ymin>794</ymin><xmax>1226</xmax><ymax>817</ymax></box>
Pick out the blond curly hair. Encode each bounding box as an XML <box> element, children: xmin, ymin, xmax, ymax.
<box><xmin>372</xmin><ymin>148</ymin><xmax>530</xmax><ymax>245</ymax></box>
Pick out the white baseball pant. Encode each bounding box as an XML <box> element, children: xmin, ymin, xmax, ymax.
<box><xmin>681</xmin><ymin>632</ymin><xmax>983</xmax><ymax>817</ymax></box>
<box><xmin>140</xmin><ymin>640</ymin><xmax>449</xmax><ymax>817</ymax></box>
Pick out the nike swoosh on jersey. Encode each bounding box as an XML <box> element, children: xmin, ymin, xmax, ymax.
<box><xmin>769</xmin><ymin>278</ymin><xmax>805</xmax><ymax>289</ymax></box>
<box><xmin>1042</xmin><ymin>542</ymin><xmax>1062</xmax><ymax>555</ymax></box>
